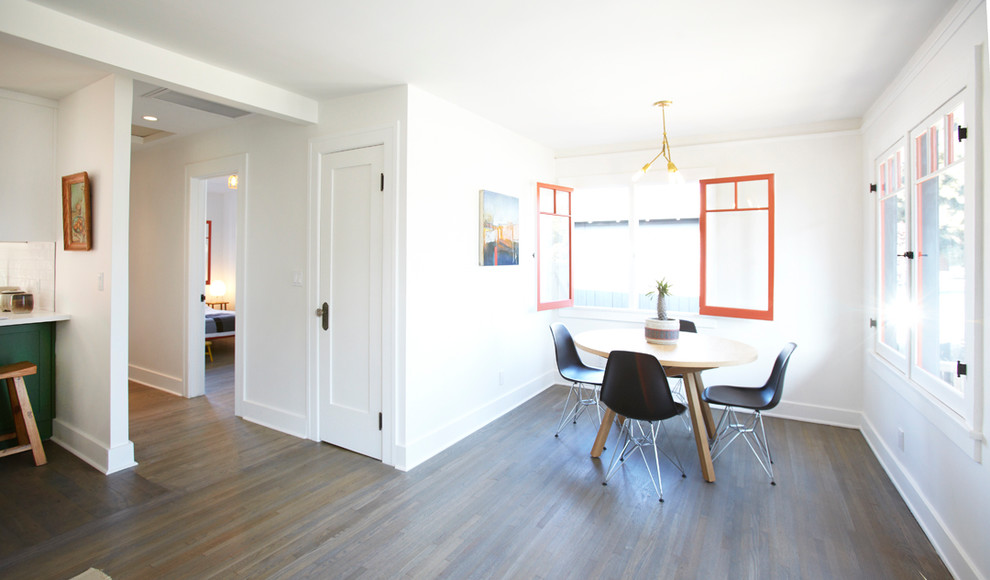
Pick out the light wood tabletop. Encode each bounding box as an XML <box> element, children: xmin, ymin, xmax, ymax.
<box><xmin>573</xmin><ymin>328</ymin><xmax>758</xmax><ymax>483</ymax></box>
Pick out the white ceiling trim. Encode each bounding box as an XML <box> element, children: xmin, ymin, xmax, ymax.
<box><xmin>0</xmin><ymin>0</ymin><xmax>318</xmax><ymax>124</ymax></box>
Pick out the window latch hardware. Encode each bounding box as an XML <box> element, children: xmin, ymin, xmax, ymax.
<box><xmin>957</xmin><ymin>361</ymin><xmax>967</xmax><ymax>377</ymax></box>
<box><xmin>898</xmin><ymin>251</ymin><xmax>915</xmax><ymax>259</ymax></box>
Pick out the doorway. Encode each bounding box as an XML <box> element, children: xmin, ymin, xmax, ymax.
<box><xmin>204</xmin><ymin>175</ymin><xmax>238</xmax><ymax>395</ymax></box>
<box><xmin>309</xmin><ymin>128</ymin><xmax>397</xmax><ymax>465</ymax></box>
<box><xmin>317</xmin><ymin>144</ymin><xmax>384</xmax><ymax>459</ymax></box>
<box><xmin>186</xmin><ymin>155</ymin><xmax>246</xmax><ymax>416</ymax></box>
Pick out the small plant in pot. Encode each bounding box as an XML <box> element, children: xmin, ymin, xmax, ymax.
<box><xmin>644</xmin><ymin>278</ymin><xmax>679</xmax><ymax>344</ymax></box>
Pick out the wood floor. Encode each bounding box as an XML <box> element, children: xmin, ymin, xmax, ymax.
<box><xmin>0</xmin><ymin>345</ymin><xmax>951</xmax><ymax>579</ymax></box>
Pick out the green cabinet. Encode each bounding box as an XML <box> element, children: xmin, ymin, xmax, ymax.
<box><xmin>0</xmin><ymin>322</ymin><xmax>55</xmax><ymax>446</ymax></box>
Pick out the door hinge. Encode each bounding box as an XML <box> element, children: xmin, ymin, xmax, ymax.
<box><xmin>869</xmin><ymin>183</ymin><xmax>877</xmax><ymax>193</ymax></box>
<box><xmin>378</xmin><ymin>412</ymin><xmax>383</xmax><ymax>431</ymax></box>
<box><xmin>958</xmin><ymin>126</ymin><xmax>968</xmax><ymax>142</ymax></box>
<box><xmin>957</xmin><ymin>361</ymin><xmax>967</xmax><ymax>377</ymax></box>
<box><xmin>380</xmin><ymin>173</ymin><xmax>384</xmax><ymax>192</ymax></box>
<box><xmin>869</xmin><ymin>318</ymin><xmax>877</xmax><ymax>328</ymax></box>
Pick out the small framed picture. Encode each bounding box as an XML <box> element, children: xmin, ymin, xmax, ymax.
<box><xmin>61</xmin><ymin>171</ymin><xmax>92</xmax><ymax>251</ymax></box>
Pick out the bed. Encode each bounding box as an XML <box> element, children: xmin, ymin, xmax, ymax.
<box><xmin>206</xmin><ymin>306</ymin><xmax>235</xmax><ymax>338</ymax></box>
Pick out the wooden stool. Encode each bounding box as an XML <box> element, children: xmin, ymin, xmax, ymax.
<box><xmin>0</xmin><ymin>362</ymin><xmax>47</xmax><ymax>466</ymax></box>
<box><xmin>205</xmin><ymin>341</ymin><xmax>213</xmax><ymax>362</ymax></box>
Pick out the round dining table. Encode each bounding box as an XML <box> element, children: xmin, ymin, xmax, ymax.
<box><xmin>573</xmin><ymin>328</ymin><xmax>757</xmax><ymax>483</ymax></box>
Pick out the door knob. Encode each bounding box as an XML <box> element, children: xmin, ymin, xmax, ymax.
<box><xmin>316</xmin><ymin>302</ymin><xmax>329</xmax><ymax>331</ymax></box>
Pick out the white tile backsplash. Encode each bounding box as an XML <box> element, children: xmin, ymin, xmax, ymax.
<box><xmin>0</xmin><ymin>241</ymin><xmax>56</xmax><ymax>312</ymax></box>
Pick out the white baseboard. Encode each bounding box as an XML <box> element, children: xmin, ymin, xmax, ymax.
<box><xmin>767</xmin><ymin>399</ymin><xmax>862</xmax><ymax>429</ymax></box>
<box><xmin>861</xmin><ymin>416</ymin><xmax>981</xmax><ymax>580</ymax></box>
<box><xmin>51</xmin><ymin>418</ymin><xmax>137</xmax><ymax>475</ymax></box>
<box><xmin>240</xmin><ymin>399</ymin><xmax>308</xmax><ymax>440</ymax></box>
<box><xmin>396</xmin><ymin>371</ymin><xmax>556</xmax><ymax>471</ymax></box>
<box><xmin>128</xmin><ymin>364</ymin><xmax>182</xmax><ymax>395</ymax></box>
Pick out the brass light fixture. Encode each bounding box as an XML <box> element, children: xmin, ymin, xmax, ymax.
<box><xmin>633</xmin><ymin>100</ymin><xmax>678</xmax><ymax>182</ymax></box>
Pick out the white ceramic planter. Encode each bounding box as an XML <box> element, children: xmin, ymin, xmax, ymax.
<box><xmin>645</xmin><ymin>318</ymin><xmax>679</xmax><ymax>345</ymax></box>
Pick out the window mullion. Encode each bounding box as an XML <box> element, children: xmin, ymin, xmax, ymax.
<box><xmin>627</xmin><ymin>184</ymin><xmax>639</xmax><ymax>309</ymax></box>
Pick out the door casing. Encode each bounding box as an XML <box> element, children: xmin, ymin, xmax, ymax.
<box><xmin>308</xmin><ymin>126</ymin><xmax>398</xmax><ymax>467</ymax></box>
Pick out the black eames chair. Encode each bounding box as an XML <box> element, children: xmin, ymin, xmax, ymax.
<box><xmin>702</xmin><ymin>342</ymin><xmax>797</xmax><ymax>485</ymax></box>
<box><xmin>600</xmin><ymin>350</ymin><xmax>687</xmax><ymax>502</ymax></box>
<box><xmin>549</xmin><ymin>323</ymin><xmax>605</xmax><ymax>436</ymax></box>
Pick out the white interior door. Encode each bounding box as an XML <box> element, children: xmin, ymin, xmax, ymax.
<box><xmin>318</xmin><ymin>145</ymin><xmax>383</xmax><ymax>459</ymax></box>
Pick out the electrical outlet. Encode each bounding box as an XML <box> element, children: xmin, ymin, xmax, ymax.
<box><xmin>897</xmin><ymin>428</ymin><xmax>905</xmax><ymax>451</ymax></box>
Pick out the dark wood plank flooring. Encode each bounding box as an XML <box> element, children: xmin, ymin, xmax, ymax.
<box><xmin>0</xmin><ymin>348</ymin><xmax>950</xmax><ymax>578</ymax></box>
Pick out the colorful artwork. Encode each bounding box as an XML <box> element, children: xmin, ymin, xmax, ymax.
<box><xmin>480</xmin><ymin>190</ymin><xmax>519</xmax><ymax>266</ymax></box>
<box><xmin>61</xmin><ymin>172</ymin><xmax>92</xmax><ymax>251</ymax></box>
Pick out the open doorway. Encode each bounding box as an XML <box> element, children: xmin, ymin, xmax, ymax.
<box><xmin>185</xmin><ymin>155</ymin><xmax>246</xmax><ymax>415</ymax></box>
<box><xmin>205</xmin><ymin>175</ymin><xmax>237</xmax><ymax>396</ymax></box>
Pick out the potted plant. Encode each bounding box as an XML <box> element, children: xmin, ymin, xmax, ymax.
<box><xmin>644</xmin><ymin>278</ymin><xmax>679</xmax><ymax>344</ymax></box>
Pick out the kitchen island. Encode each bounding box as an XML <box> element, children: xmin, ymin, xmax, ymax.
<box><xmin>0</xmin><ymin>312</ymin><xmax>70</xmax><ymax>444</ymax></box>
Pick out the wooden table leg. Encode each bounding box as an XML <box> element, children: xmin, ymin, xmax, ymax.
<box><xmin>692</xmin><ymin>373</ymin><xmax>717</xmax><ymax>439</ymax></box>
<box><xmin>683</xmin><ymin>372</ymin><xmax>715</xmax><ymax>483</ymax></box>
<box><xmin>591</xmin><ymin>408</ymin><xmax>615</xmax><ymax>458</ymax></box>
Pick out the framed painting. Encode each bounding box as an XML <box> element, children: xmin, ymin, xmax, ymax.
<box><xmin>61</xmin><ymin>171</ymin><xmax>92</xmax><ymax>251</ymax></box>
<box><xmin>480</xmin><ymin>190</ymin><xmax>519</xmax><ymax>266</ymax></box>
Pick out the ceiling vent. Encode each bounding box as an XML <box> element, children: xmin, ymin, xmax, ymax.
<box><xmin>142</xmin><ymin>87</ymin><xmax>251</xmax><ymax>119</ymax></box>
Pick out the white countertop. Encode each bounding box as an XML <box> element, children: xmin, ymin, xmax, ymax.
<box><xmin>0</xmin><ymin>312</ymin><xmax>71</xmax><ymax>327</ymax></box>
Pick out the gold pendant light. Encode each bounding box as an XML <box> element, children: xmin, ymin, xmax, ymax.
<box><xmin>633</xmin><ymin>100</ymin><xmax>678</xmax><ymax>182</ymax></box>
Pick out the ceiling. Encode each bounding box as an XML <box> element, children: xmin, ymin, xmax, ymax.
<box><xmin>2</xmin><ymin>0</ymin><xmax>962</xmax><ymax>151</ymax></box>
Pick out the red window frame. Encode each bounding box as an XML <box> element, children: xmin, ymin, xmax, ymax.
<box><xmin>537</xmin><ymin>182</ymin><xmax>574</xmax><ymax>311</ymax></box>
<box><xmin>699</xmin><ymin>174</ymin><xmax>775</xmax><ymax>320</ymax></box>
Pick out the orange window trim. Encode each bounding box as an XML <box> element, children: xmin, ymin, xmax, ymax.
<box><xmin>699</xmin><ymin>174</ymin><xmax>774</xmax><ymax>321</ymax></box>
<box><xmin>537</xmin><ymin>182</ymin><xmax>574</xmax><ymax>311</ymax></box>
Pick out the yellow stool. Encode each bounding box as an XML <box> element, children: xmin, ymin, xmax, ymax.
<box><xmin>205</xmin><ymin>341</ymin><xmax>213</xmax><ymax>362</ymax></box>
<box><xmin>0</xmin><ymin>362</ymin><xmax>47</xmax><ymax>466</ymax></box>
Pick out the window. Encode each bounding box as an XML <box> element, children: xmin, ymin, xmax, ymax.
<box><xmin>537</xmin><ymin>182</ymin><xmax>573</xmax><ymax>310</ymax></box>
<box><xmin>875</xmin><ymin>97</ymin><xmax>973</xmax><ymax>421</ymax></box>
<box><xmin>699</xmin><ymin>174</ymin><xmax>774</xmax><ymax>320</ymax></box>
<box><xmin>570</xmin><ymin>179</ymin><xmax>700</xmax><ymax>312</ymax></box>
<box><xmin>876</xmin><ymin>143</ymin><xmax>909</xmax><ymax>365</ymax></box>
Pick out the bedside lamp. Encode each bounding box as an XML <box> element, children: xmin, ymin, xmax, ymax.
<box><xmin>208</xmin><ymin>280</ymin><xmax>226</xmax><ymax>299</ymax></box>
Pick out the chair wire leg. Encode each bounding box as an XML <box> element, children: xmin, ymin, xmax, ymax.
<box><xmin>554</xmin><ymin>383</ymin><xmax>579</xmax><ymax>436</ymax></box>
<box><xmin>710</xmin><ymin>407</ymin><xmax>777</xmax><ymax>485</ymax></box>
<box><xmin>646</xmin><ymin>422</ymin><xmax>664</xmax><ymax>502</ymax></box>
<box><xmin>603</xmin><ymin>422</ymin><xmax>633</xmax><ymax>485</ymax></box>
<box><xmin>657</xmin><ymin>420</ymin><xmax>686</xmax><ymax>478</ymax></box>
<box><xmin>671</xmin><ymin>378</ymin><xmax>692</xmax><ymax>431</ymax></box>
<box><xmin>555</xmin><ymin>382</ymin><xmax>603</xmax><ymax>437</ymax></box>
<box><xmin>754</xmin><ymin>412</ymin><xmax>775</xmax><ymax>485</ymax></box>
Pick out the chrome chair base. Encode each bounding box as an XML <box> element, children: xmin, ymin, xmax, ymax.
<box><xmin>710</xmin><ymin>407</ymin><xmax>776</xmax><ymax>485</ymax></box>
<box><xmin>554</xmin><ymin>381</ymin><xmax>602</xmax><ymax>436</ymax></box>
<box><xmin>602</xmin><ymin>419</ymin><xmax>685</xmax><ymax>502</ymax></box>
<box><xmin>668</xmin><ymin>377</ymin><xmax>692</xmax><ymax>431</ymax></box>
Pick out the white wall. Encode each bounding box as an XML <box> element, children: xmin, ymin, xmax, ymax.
<box><xmin>131</xmin><ymin>84</ymin><xmax>562</xmax><ymax>471</ymax></box>
<box><xmin>556</xmin><ymin>130</ymin><xmax>865</xmax><ymax>428</ymax></box>
<box><xmin>54</xmin><ymin>74</ymin><xmax>135</xmax><ymax>474</ymax></box>
<box><xmin>130</xmin><ymin>114</ymin><xmax>311</xmax><ymax>415</ymax></box>
<box><xmin>130</xmin><ymin>86</ymin><xmax>408</xmax><ymax>437</ymax></box>
<box><xmin>400</xmin><ymin>86</ymin><xmax>558</xmax><ymax>468</ymax></box>
<box><xmin>860</xmin><ymin>2</ymin><xmax>989</xmax><ymax>579</ymax></box>
<box><xmin>0</xmin><ymin>89</ymin><xmax>56</xmax><ymax>242</ymax></box>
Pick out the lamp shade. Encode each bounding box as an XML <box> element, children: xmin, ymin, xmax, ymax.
<box><xmin>208</xmin><ymin>280</ymin><xmax>226</xmax><ymax>297</ymax></box>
